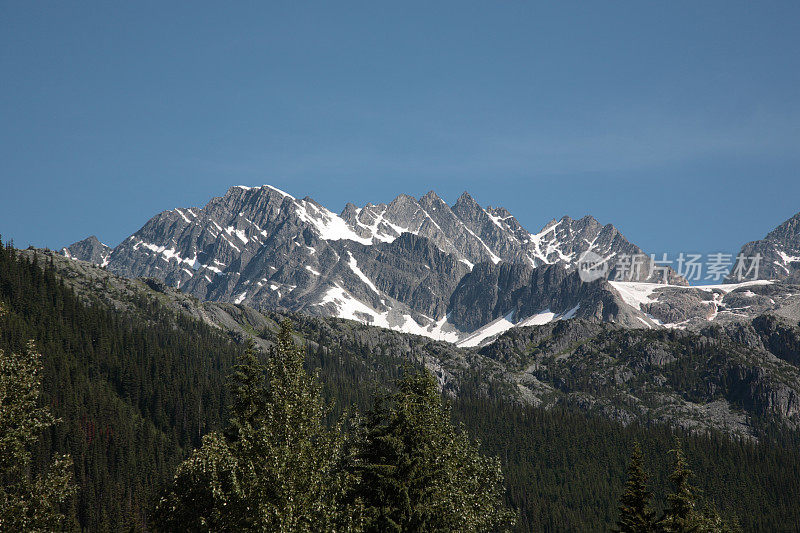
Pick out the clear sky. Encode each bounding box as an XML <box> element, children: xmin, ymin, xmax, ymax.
<box><xmin>2</xmin><ymin>1</ymin><xmax>799</xmax><ymax>258</ymax></box>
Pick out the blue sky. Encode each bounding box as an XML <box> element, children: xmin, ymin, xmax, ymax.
<box><xmin>2</xmin><ymin>1</ymin><xmax>799</xmax><ymax>258</ymax></box>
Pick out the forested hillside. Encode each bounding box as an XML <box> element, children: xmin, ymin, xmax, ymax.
<box><xmin>0</xmin><ymin>239</ymin><xmax>242</xmax><ymax>530</ymax></box>
<box><xmin>2</xmin><ymin>239</ymin><xmax>800</xmax><ymax>531</ymax></box>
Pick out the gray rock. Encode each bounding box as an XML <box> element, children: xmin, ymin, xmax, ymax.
<box><xmin>61</xmin><ymin>235</ymin><xmax>111</xmax><ymax>266</ymax></box>
<box><xmin>728</xmin><ymin>211</ymin><xmax>800</xmax><ymax>283</ymax></box>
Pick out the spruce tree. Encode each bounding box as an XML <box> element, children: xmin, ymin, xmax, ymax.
<box><xmin>0</xmin><ymin>332</ymin><xmax>75</xmax><ymax>531</ymax></box>
<box><xmin>614</xmin><ymin>442</ymin><xmax>656</xmax><ymax>533</ymax></box>
<box><xmin>155</xmin><ymin>323</ymin><xmax>356</xmax><ymax>532</ymax></box>
<box><xmin>348</xmin><ymin>369</ymin><xmax>515</xmax><ymax>532</ymax></box>
<box><xmin>659</xmin><ymin>440</ymin><xmax>701</xmax><ymax>533</ymax></box>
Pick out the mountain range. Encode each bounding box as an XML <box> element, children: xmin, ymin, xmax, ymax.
<box><xmin>37</xmin><ymin>242</ymin><xmax>800</xmax><ymax>440</ymax></box>
<box><xmin>62</xmin><ymin>184</ymin><xmax>800</xmax><ymax>347</ymax></box>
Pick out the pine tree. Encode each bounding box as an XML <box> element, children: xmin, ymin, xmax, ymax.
<box><xmin>154</xmin><ymin>323</ymin><xmax>356</xmax><ymax>532</ymax></box>
<box><xmin>659</xmin><ymin>439</ymin><xmax>701</xmax><ymax>533</ymax></box>
<box><xmin>0</xmin><ymin>330</ymin><xmax>75</xmax><ymax>531</ymax></box>
<box><xmin>614</xmin><ymin>442</ymin><xmax>656</xmax><ymax>533</ymax></box>
<box><xmin>348</xmin><ymin>369</ymin><xmax>515</xmax><ymax>532</ymax></box>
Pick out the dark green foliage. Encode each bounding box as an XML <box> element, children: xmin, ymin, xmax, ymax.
<box><xmin>612</xmin><ymin>440</ymin><xmax>743</xmax><ymax>533</ymax></box>
<box><xmin>0</xmin><ymin>239</ymin><xmax>242</xmax><ymax>531</ymax></box>
<box><xmin>154</xmin><ymin>323</ymin><xmax>356</xmax><ymax>532</ymax></box>
<box><xmin>0</xmin><ymin>333</ymin><xmax>75</xmax><ymax>531</ymax></box>
<box><xmin>347</xmin><ymin>370</ymin><xmax>515</xmax><ymax>532</ymax></box>
<box><xmin>448</xmin><ymin>397</ymin><xmax>800</xmax><ymax>533</ymax></box>
<box><xmin>294</xmin><ymin>319</ymin><xmax>800</xmax><ymax>532</ymax></box>
<box><xmin>614</xmin><ymin>443</ymin><xmax>656</xmax><ymax>533</ymax></box>
<box><xmin>660</xmin><ymin>441</ymin><xmax>702</xmax><ymax>532</ymax></box>
<box><xmin>655</xmin><ymin>440</ymin><xmax>743</xmax><ymax>533</ymax></box>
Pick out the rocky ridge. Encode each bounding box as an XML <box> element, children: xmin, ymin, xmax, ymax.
<box><xmin>61</xmin><ymin>185</ymin><xmax>688</xmax><ymax>342</ymax></box>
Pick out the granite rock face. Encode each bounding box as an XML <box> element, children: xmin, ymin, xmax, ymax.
<box><xmin>61</xmin><ymin>236</ymin><xmax>111</xmax><ymax>266</ymax></box>
<box><xmin>59</xmin><ymin>185</ymin><xmax>800</xmax><ymax>347</ymax></box>
<box><xmin>480</xmin><ymin>317</ymin><xmax>800</xmax><ymax>437</ymax></box>
<box><xmin>447</xmin><ymin>262</ymin><xmax>640</xmax><ymax>331</ymax></box>
<box><xmin>728</xmin><ymin>211</ymin><xmax>800</xmax><ymax>283</ymax></box>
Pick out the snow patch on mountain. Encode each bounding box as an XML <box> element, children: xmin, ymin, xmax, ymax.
<box><xmin>777</xmin><ymin>250</ymin><xmax>800</xmax><ymax>273</ymax></box>
<box><xmin>134</xmin><ymin>240</ymin><xmax>199</xmax><ymax>268</ymax></box>
<box><xmin>516</xmin><ymin>309</ymin><xmax>558</xmax><ymax>327</ymax></box>
<box><xmin>456</xmin><ymin>311</ymin><xmax>516</xmax><ymax>348</ymax></box>
<box><xmin>610</xmin><ymin>280</ymin><xmax>773</xmax><ymax>311</ymax></box>
<box><xmin>318</xmin><ymin>285</ymin><xmax>444</xmax><ymax>339</ymax></box>
<box><xmin>225</xmin><ymin>226</ymin><xmax>249</xmax><ymax>244</ymax></box>
<box><xmin>295</xmin><ymin>199</ymin><xmax>373</xmax><ymax>245</ymax></box>
<box><xmin>174</xmin><ymin>208</ymin><xmax>192</xmax><ymax>223</ymax></box>
<box><xmin>347</xmin><ymin>252</ymin><xmax>380</xmax><ymax>294</ymax></box>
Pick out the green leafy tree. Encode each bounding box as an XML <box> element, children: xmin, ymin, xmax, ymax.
<box><xmin>153</xmin><ymin>431</ymin><xmax>244</xmax><ymax>530</ymax></box>
<box><xmin>614</xmin><ymin>442</ymin><xmax>656</xmax><ymax>533</ymax></box>
<box><xmin>695</xmin><ymin>504</ymin><xmax>742</xmax><ymax>533</ymax></box>
<box><xmin>154</xmin><ymin>323</ymin><xmax>356</xmax><ymax>532</ymax></box>
<box><xmin>0</xmin><ymin>331</ymin><xmax>75</xmax><ymax>532</ymax></box>
<box><xmin>348</xmin><ymin>369</ymin><xmax>515</xmax><ymax>532</ymax></box>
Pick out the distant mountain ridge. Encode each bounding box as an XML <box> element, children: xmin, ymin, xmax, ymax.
<box><xmin>61</xmin><ymin>185</ymin><xmax>800</xmax><ymax>344</ymax></box>
<box><xmin>61</xmin><ymin>235</ymin><xmax>111</xmax><ymax>266</ymax></box>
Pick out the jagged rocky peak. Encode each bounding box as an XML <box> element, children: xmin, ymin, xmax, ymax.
<box><xmin>534</xmin><ymin>215</ymin><xmax>604</xmax><ymax>247</ymax></box>
<box><xmin>420</xmin><ymin>190</ymin><xmax>445</xmax><ymax>203</ymax></box>
<box><xmin>767</xmin><ymin>211</ymin><xmax>800</xmax><ymax>245</ymax></box>
<box><xmin>728</xmin><ymin>210</ymin><xmax>800</xmax><ymax>283</ymax></box>
<box><xmin>485</xmin><ymin>205</ymin><xmax>514</xmax><ymax>221</ymax></box>
<box><xmin>524</xmin><ymin>214</ymin><xmax>686</xmax><ymax>284</ymax></box>
<box><xmin>484</xmin><ymin>205</ymin><xmax>530</xmax><ymax>239</ymax></box>
<box><xmin>385</xmin><ymin>193</ymin><xmax>423</xmax><ymax>219</ymax></box>
<box><xmin>451</xmin><ymin>191</ymin><xmax>491</xmax><ymax>226</ymax></box>
<box><xmin>453</xmin><ymin>190</ymin><xmax>479</xmax><ymax>209</ymax></box>
<box><xmin>61</xmin><ymin>235</ymin><xmax>112</xmax><ymax>266</ymax></box>
<box><xmin>339</xmin><ymin>202</ymin><xmax>360</xmax><ymax>221</ymax></box>
<box><xmin>60</xmin><ymin>183</ymin><xmax>693</xmax><ymax>344</ymax></box>
<box><xmin>418</xmin><ymin>191</ymin><xmax>459</xmax><ymax>220</ymax></box>
<box><xmin>200</xmin><ymin>184</ymin><xmax>295</xmax><ymax>225</ymax></box>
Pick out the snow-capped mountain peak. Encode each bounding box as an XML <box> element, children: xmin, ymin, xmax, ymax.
<box><xmin>61</xmin><ymin>184</ymin><xmax>690</xmax><ymax>345</ymax></box>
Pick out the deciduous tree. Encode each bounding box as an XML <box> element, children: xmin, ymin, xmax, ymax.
<box><xmin>0</xmin><ymin>330</ymin><xmax>75</xmax><ymax>531</ymax></box>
